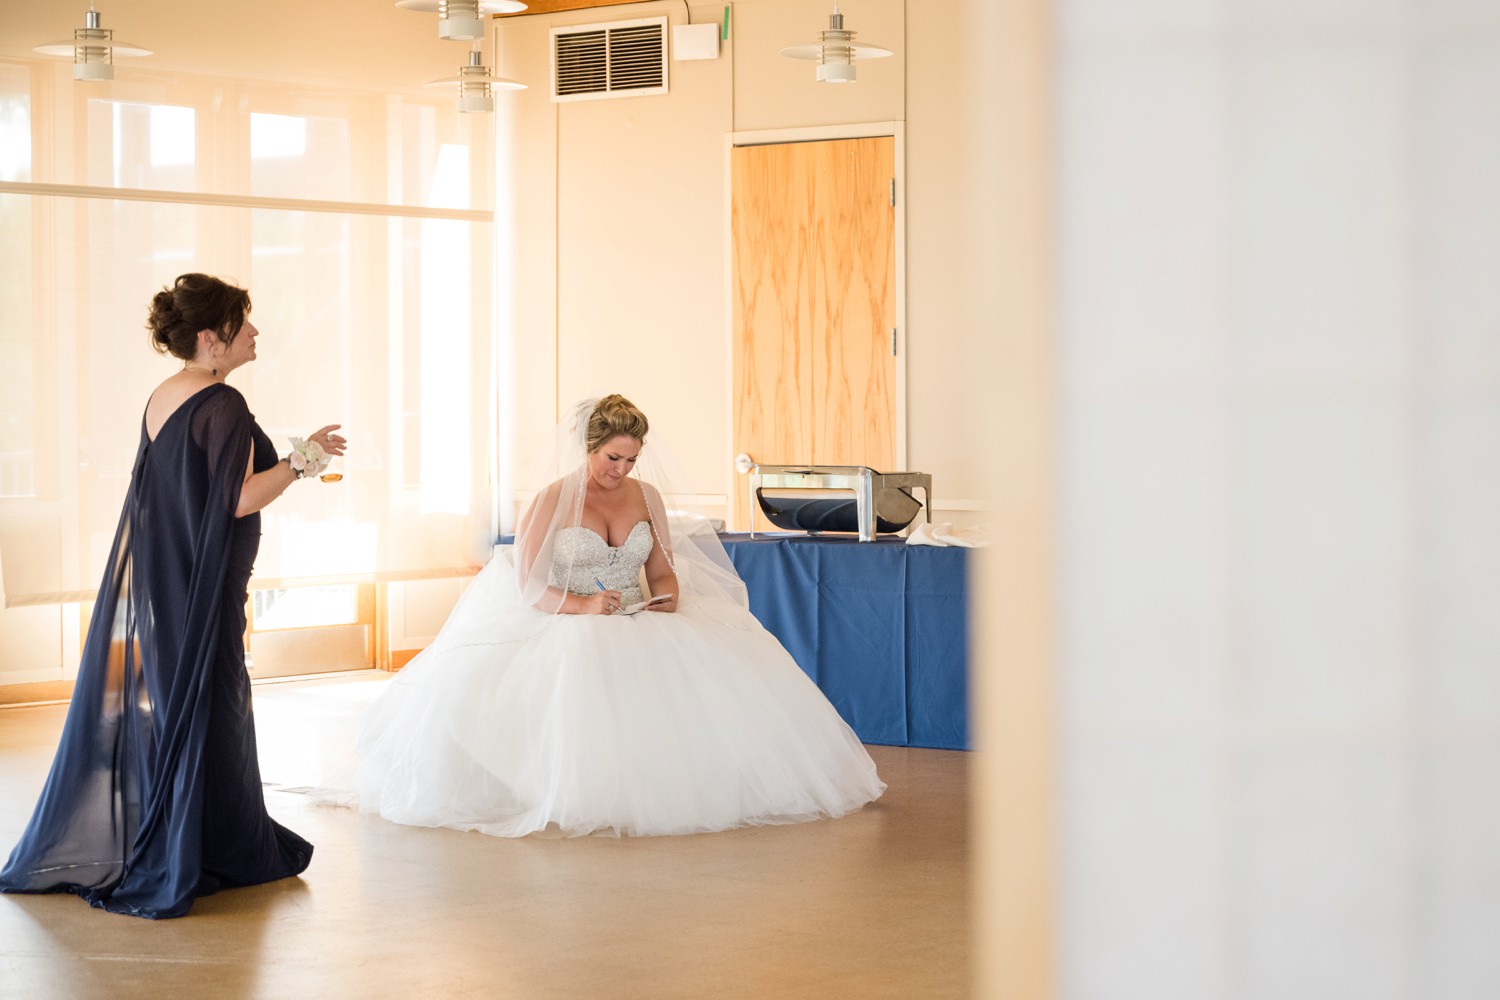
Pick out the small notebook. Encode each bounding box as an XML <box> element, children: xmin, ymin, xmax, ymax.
<box><xmin>618</xmin><ymin>594</ymin><xmax>674</xmax><ymax>615</ymax></box>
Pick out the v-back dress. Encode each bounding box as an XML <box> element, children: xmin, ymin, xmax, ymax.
<box><xmin>0</xmin><ymin>384</ymin><xmax>312</xmax><ymax>918</ymax></box>
<box><xmin>356</xmin><ymin>520</ymin><xmax>885</xmax><ymax>837</ymax></box>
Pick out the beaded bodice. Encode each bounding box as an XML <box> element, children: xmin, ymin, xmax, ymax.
<box><xmin>549</xmin><ymin>521</ymin><xmax>652</xmax><ymax>602</ymax></box>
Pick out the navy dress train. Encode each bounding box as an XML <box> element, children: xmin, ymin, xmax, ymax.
<box><xmin>0</xmin><ymin>384</ymin><xmax>312</xmax><ymax>918</ymax></box>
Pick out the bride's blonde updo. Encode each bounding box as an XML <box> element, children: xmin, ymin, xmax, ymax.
<box><xmin>146</xmin><ymin>273</ymin><xmax>251</xmax><ymax>361</ymax></box>
<box><xmin>585</xmin><ymin>394</ymin><xmax>649</xmax><ymax>452</ymax></box>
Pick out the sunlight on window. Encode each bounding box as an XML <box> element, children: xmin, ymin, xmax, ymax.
<box><xmin>253</xmin><ymin>585</ymin><xmax>358</xmax><ymax>630</ymax></box>
<box><xmin>426</xmin><ymin>142</ymin><xmax>470</xmax><ymax>210</ymax></box>
<box><xmin>251</xmin><ymin>113</ymin><xmax>308</xmax><ymax>160</ymax></box>
<box><xmin>5</xmin><ymin>75</ymin><xmax>491</xmax><ymax>610</ymax></box>
<box><xmin>0</xmin><ymin>95</ymin><xmax>31</xmax><ymax>182</ymax></box>
<box><xmin>0</xmin><ymin>67</ymin><xmax>34</xmax><ymax>497</ymax></box>
<box><xmin>419</xmin><ymin>217</ymin><xmax>472</xmax><ymax>516</ymax></box>
<box><xmin>0</xmin><ymin>190</ymin><xmax>35</xmax><ymax>496</ymax></box>
<box><xmin>270</xmin><ymin>519</ymin><xmax>379</xmax><ymax>579</ymax></box>
<box><xmin>417</xmin><ymin>143</ymin><xmax>475</xmax><ymax>516</ymax></box>
<box><xmin>148</xmin><ymin>106</ymin><xmax>195</xmax><ymax>167</ymax></box>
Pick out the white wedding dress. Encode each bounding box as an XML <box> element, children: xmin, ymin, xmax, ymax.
<box><xmin>355</xmin><ymin>521</ymin><xmax>885</xmax><ymax>837</ymax></box>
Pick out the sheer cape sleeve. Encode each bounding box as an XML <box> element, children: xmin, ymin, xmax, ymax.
<box><xmin>0</xmin><ymin>384</ymin><xmax>309</xmax><ymax>918</ymax></box>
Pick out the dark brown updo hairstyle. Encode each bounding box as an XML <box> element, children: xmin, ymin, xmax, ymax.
<box><xmin>146</xmin><ymin>273</ymin><xmax>251</xmax><ymax>361</ymax></box>
<box><xmin>585</xmin><ymin>394</ymin><xmax>649</xmax><ymax>453</ymax></box>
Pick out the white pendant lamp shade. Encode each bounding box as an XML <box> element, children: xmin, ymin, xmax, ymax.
<box><xmin>34</xmin><ymin>3</ymin><xmax>151</xmax><ymax>82</ymax></box>
<box><xmin>396</xmin><ymin>0</ymin><xmax>528</xmax><ymax>42</ymax></box>
<box><xmin>428</xmin><ymin>47</ymin><xmax>525</xmax><ymax>114</ymax></box>
<box><xmin>779</xmin><ymin>1</ymin><xmax>891</xmax><ymax>84</ymax></box>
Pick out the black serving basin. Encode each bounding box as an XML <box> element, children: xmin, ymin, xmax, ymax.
<box><xmin>755</xmin><ymin>486</ymin><xmax>924</xmax><ymax>535</ymax></box>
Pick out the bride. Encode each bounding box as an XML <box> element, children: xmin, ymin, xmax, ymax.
<box><xmin>355</xmin><ymin>395</ymin><xmax>885</xmax><ymax>837</ymax></box>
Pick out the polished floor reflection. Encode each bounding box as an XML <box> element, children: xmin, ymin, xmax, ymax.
<box><xmin>0</xmin><ymin>674</ymin><xmax>969</xmax><ymax>999</ymax></box>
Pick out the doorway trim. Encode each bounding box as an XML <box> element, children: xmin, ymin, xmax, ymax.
<box><xmin>723</xmin><ymin>121</ymin><xmax>908</xmax><ymax>510</ymax></box>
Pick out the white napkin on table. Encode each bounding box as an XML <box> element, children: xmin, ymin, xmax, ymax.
<box><xmin>905</xmin><ymin>521</ymin><xmax>993</xmax><ymax>548</ymax></box>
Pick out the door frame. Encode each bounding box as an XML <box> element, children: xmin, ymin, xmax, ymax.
<box><xmin>723</xmin><ymin>121</ymin><xmax>908</xmax><ymax>512</ymax></box>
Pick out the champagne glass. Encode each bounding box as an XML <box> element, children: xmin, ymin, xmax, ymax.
<box><xmin>320</xmin><ymin>454</ymin><xmax>343</xmax><ymax>483</ymax></box>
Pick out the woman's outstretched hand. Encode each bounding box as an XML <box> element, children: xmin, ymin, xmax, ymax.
<box><xmin>238</xmin><ymin>424</ymin><xmax>349</xmax><ymax>517</ymax></box>
<box><xmin>583</xmin><ymin>590</ymin><xmax>623</xmax><ymax>616</ymax></box>
<box><xmin>308</xmin><ymin>425</ymin><xmax>347</xmax><ymax>458</ymax></box>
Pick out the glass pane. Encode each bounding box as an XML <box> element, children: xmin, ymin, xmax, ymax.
<box><xmin>248</xmin><ymin>97</ymin><xmax>492</xmax><ymax>208</ymax></box>
<box><xmin>87</xmin><ymin>100</ymin><xmax>196</xmax><ymax>191</ymax></box>
<box><xmin>243</xmin><ymin>206</ymin><xmax>489</xmax><ymax>580</ymax></box>
<box><xmin>61</xmin><ymin>201</ymin><xmax>489</xmax><ymax>593</ymax></box>
<box><xmin>0</xmin><ymin>194</ymin><xmax>35</xmax><ymax>497</ymax></box>
<box><xmin>0</xmin><ymin>61</ymin><xmax>32</xmax><ymax>183</ymax></box>
<box><xmin>397</xmin><ymin>101</ymin><xmax>493</xmax><ymax>211</ymax></box>
<box><xmin>0</xmin><ymin>66</ymin><xmax>34</xmax><ymax>497</ymax></box>
<box><xmin>251</xmin><ymin>111</ymin><xmax>351</xmax><ymax>202</ymax></box>
<box><xmin>252</xmin><ymin>585</ymin><xmax>359</xmax><ymax>629</ymax></box>
<box><xmin>419</xmin><ymin>215</ymin><xmax>473</xmax><ymax>515</ymax></box>
<box><xmin>0</xmin><ymin>73</ymin><xmax>494</xmax><ymax>608</ymax></box>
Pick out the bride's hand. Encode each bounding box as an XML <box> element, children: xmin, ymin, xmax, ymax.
<box><xmin>645</xmin><ymin>595</ymin><xmax>677</xmax><ymax>613</ymax></box>
<box><xmin>308</xmin><ymin>424</ymin><xmax>348</xmax><ymax>457</ymax></box>
<box><xmin>584</xmin><ymin>590</ymin><xmax>623</xmax><ymax>615</ymax></box>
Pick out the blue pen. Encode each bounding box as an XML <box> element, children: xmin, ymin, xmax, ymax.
<box><xmin>594</xmin><ymin>577</ymin><xmax>616</xmax><ymax>614</ymax></box>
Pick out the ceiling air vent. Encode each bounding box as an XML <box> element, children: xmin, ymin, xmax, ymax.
<box><xmin>551</xmin><ymin>17</ymin><xmax>668</xmax><ymax>103</ymax></box>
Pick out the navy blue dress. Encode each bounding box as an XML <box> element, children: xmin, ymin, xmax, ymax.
<box><xmin>0</xmin><ymin>384</ymin><xmax>312</xmax><ymax>918</ymax></box>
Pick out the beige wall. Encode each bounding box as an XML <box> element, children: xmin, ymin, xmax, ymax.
<box><xmin>496</xmin><ymin>0</ymin><xmax>995</xmax><ymax>524</ymax></box>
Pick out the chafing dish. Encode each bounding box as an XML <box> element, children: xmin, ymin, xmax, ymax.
<box><xmin>747</xmin><ymin>464</ymin><xmax>932</xmax><ymax>542</ymax></box>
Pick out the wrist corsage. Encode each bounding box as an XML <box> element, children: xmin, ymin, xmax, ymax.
<box><xmin>286</xmin><ymin>437</ymin><xmax>329</xmax><ymax>480</ymax></box>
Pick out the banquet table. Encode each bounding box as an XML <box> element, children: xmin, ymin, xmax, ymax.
<box><xmin>719</xmin><ymin>533</ymin><xmax>970</xmax><ymax>751</ymax></box>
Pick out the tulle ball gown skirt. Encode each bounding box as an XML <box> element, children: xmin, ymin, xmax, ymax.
<box><xmin>355</xmin><ymin>568</ymin><xmax>885</xmax><ymax>838</ymax></box>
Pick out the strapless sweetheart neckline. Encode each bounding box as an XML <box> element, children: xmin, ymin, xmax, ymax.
<box><xmin>562</xmin><ymin>520</ymin><xmax>649</xmax><ymax>550</ymax></box>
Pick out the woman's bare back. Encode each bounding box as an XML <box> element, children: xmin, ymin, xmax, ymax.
<box><xmin>145</xmin><ymin>372</ymin><xmax>220</xmax><ymax>441</ymax></box>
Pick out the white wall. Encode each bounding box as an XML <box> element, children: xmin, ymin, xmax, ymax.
<box><xmin>1057</xmin><ymin>2</ymin><xmax>1500</xmax><ymax>997</ymax></box>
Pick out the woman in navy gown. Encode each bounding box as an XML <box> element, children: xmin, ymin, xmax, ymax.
<box><xmin>0</xmin><ymin>273</ymin><xmax>346</xmax><ymax>918</ymax></box>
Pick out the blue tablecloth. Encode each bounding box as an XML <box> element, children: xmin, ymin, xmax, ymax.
<box><xmin>720</xmin><ymin>534</ymin><xmax>970</xmax><ymax>751</ymax></box>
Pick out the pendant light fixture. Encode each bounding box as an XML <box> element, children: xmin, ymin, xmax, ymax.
<box><xmin>779</xmin><ymin>1</ymin><xmax>891</xmax><ymax>84</ymax></box>
<box><xmin>428</xmin><ymin>43</ymin><xmax>526</xmax><ymax>114</ymax></box>
<box><xmin>33</xmin><ymin>2</ymin><xmax>151</xmax><ymax>82</ymax></box>
<box><xmin>396</xmin><ymin>0</ymin><xmax>529</xmax><ymax>42</ymax></box>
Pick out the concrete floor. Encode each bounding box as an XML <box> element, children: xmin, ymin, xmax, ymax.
<box><xmin>0</xmin><ymin>675</ymin><xmax>970</xmax><ymax>999</ymax></box>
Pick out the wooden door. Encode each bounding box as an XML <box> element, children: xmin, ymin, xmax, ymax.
<box><xmin>731</xmin><ymin>136</ymin><xmax>897</xmax><ymax>530</ymax></box>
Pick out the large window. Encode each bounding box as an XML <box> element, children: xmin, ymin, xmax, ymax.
<box><xmin>0</xmin><ymin>64</ymin><xmax>35</xmax><ymax>501</ymax></box>
<box><xmin>0</xmin><ymin>60</ymin><xmax>496</xmax><ymax>676</ymax></box>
